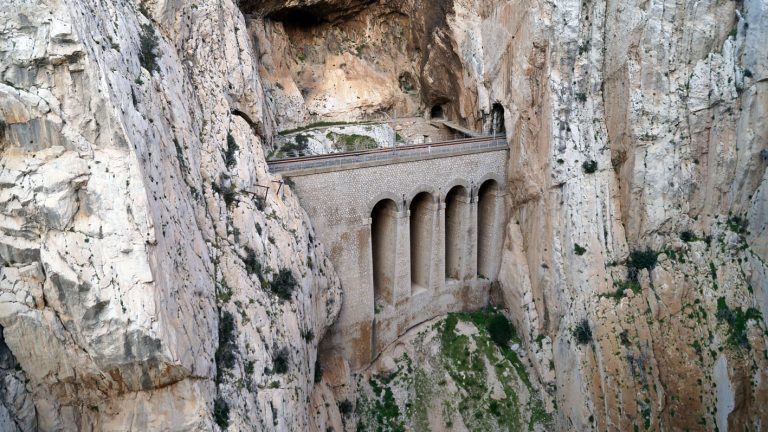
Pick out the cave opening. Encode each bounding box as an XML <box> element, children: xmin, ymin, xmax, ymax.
<box><xmin>430</xmin><ymin>104</ymin><xmax>444</xmax><ymax>119</ymax></box>
<box><xmin>491</xmin><ymin>103</ymin><xmax>505</xmax><ymax>135</ymax></box>
<box><xmin>266</xmin><ymin>8</ymin><xmax>326</xmax><ymax>28</ymax></box>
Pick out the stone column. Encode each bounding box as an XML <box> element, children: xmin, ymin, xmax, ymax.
<box><xmin>434</xmin><ymin>201</ymin><xmax>446</xmax><ymax>292</ymax></box>
<box><xmin>394</xmin><ymin>209</ymin><xmax>411</xmax><ymax>302</ymax></box>
<box><xmin>488</xmin><ymin>193</ymin><xmax>506</xmax><ymax>280</ymax></box>
<box><xmin>468</xmin><ymin>194</ymin><xmax>479</xmax><ymax>280</ymax></box>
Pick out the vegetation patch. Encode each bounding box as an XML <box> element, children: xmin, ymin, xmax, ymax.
<box><xmin>626</xmin><ymin>248</ymin><xmax>658</xmax><ymax>281</ymax></box>
<box><xmin>272</xmin><ymin>348</ymin><xmax>289</xmax><ymax>374</ymax></box>
<box><xmin>215</xmin><ymin>311</ymin><xmax>237</xmax><ymax>383</ymax></box>
<box><xmin>600</xmin><ymin>279</ymin><xmax>641</xmax><ymax>302</ymax></box>
<box><xmin>278</xmin><ymin>133</ymin><xmax>310</xmax><ymax>157</ymax></box>
<box><xmin>138</xmin><ymin>23</ymin><xmax>160</xmax><ymax>73</ymax></box>
<box><xmin>355</xmin><ymin>309</ymin><xmax>551</xmax><ymax>431</ymax></box>
<box><xmin>582</xmin><ymin>160</ymin><xmax>598</xmax><ymax>174</ymax></box>
<box><xmin>573</xmin><ymin>319</ymin><xmax>593</xmax><ymax>345</ymax></box>
<box><xmin>328</xmin><ymin>132</ymin><xmax>378</xmax><ymax>152</ymax></box>
<box><xmin>574</xmin><ymin>243</ymin><xmax>587</xmax><ymax>256</ymax></box>
<box><xmin>213</xmin><ymin>396</ymin><xmax>230</xmax><ymax>429</ymax></box>
<box><xmin>278</xmin><ymin>121</ymin><xmax>369</xmax><ymax>136</ymax></box>
<box><xmin>243</xmin><ymin>246</ymin><xmax>262</xmax><ymax>277</ymax></box>
<box><xmin>269</xmin><ymin>268</ymin><xmax>297</xmax><ymax>301</ymax></box>
<box><xmin>487</xmin><ymin>313</ymin><xmax>514</xmax><ymax>347</ymax></box>
<box><xmin>716</xmin><ymin>297</ymin><xmax>762</xmax><ymax>349</ymax></box>
<box><xmin>224</xmin><ymin>132</ymin><xmax>239</xmax><ymax>169</ymax></box>
<box><xmin>211</xmin><ymin>181</ymin><xmax>237</xmax><ymax>207</ymax></box>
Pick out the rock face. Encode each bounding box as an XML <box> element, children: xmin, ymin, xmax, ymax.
<box><xmin>0</xmin><ymin>0</ymin><xmax>766</xmax><ymax>430</ymax></box>
<box><xmin>0</xmin><ymin>0</ymin><xmax>340</xmax><ymax>429</ymax></box>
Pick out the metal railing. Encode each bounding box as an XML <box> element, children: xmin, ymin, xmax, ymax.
<box><xmin>267</xmin><ymin>135</ymin><xmax>508</xmax><ymax>174</ymax></box>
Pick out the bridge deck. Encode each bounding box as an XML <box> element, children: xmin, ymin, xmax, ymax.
<box><xmin>267</xmin><ymin>135</ymin><xmax>507</xmax><ymax>176</ymax></box>
<box><xmin>431</xmin><ymin>120</ymin><xmax>484</xmax><ymax>138</ymax></box>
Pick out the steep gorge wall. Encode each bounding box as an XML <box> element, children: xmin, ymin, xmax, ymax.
<box><xmin>488</xmin><ymin>0</ymin><xmax>768</xmax><ymax>429</ymax></box>
<box><xmin>0</xmin><ymin>0</ymin><xmax>340</xmax><ymax>429</ymax></box>
<box><xmin>0</xmin><ymin>0</ymin><xmax>766</xmax><ymax>430</ymax></box>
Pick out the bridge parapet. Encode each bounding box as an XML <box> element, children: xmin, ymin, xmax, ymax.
<box><xmin>268</xmin><ymin>136</ymin><xmax>507</xmax><ymax>176</ymax></box>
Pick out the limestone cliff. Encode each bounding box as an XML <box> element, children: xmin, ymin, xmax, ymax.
<box><xmin>0</xmin><ymin>0</ymin><xmax>340</xmax><ymax>429</ymax></box>
<box><xmin>0</xmin><ymin>0</ymin><xmax>766</xmax><ymax>430</ymax></box>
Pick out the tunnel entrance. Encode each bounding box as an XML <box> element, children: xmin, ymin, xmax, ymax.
<box><xmin>445</xmin><ymin>185</ymin><xmax>470</xmax><ymax>280</ymax></box>
<box><xmin>430</xmin><ymin>105</ymin><xmax>444</xmax><ymax>119</ymax></box>
<box><xmin>410</xmin><ymin>192</ymin><xmax>435</xmax><ymax>292</ymax></box>
<box><xmin>371</xmin><ymin>199</ymin><xmax>398</xmax><ymax>311</ymax></box>
<box><xmin>477</xmin><ymin>180</ymin><xmax>499</xmax><ymax>279</ymax></box>
<box><xmin>491</xmin><ymin>103</ymin><xmax>505</xmax><ymax>135</ymax></box>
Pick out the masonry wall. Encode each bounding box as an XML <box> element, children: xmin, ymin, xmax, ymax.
<box><xmin>288</xmin><ymin>150</ymin><xmax>508</xmax><ymax>370</ymax></box>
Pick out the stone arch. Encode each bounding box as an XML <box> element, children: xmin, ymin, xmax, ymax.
<box><xmin>473</xmin><ymin>173</ymin><xmax>505</xmax><ymax>198</ymax></box>
<box><xmin>477</xmin><ymin>179</ymin><xmax>500</xmax><ymax>279</ymax></box>
<box><xmin>367</xmin><ymin>191</ymin><xmax>404</xmax><ymax>216</ymax></box>
<box><xmin>440</xmin><ymin>178</ymin><xmax>471</xmax><ymax>202</ymax></box>
<box><xmin>444</xmin><ymin>184</ymin><xmax>471</xmax><ymax>280</ymax></box>
<box><xmin>409</xmin><ymin>191</ymin><xmax>436</xmax><ymax>292</ymax></box>
<box><xmin>405</xmin><ymin>185</ymin><xmax>438</xmax><ymax>208</ymax></box>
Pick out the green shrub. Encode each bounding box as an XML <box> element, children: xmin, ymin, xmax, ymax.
<box><xmin>273</xmin><ymin>348</ymin><xmax>289</xmax><ymax>374</ymax></box>
<box><xmin>213</xmin><ymin>396</ymin><xmax>230</xmax><ymax>429</ymax></box>
<box><xmin>575</xmin><ymin>92</ymin><xmax>587</xmax><ymax>103</ymax></box>
<box><xmin>716</xmin><ymin>297</ymin><xmax>762</xmax><ymax>349</ymax></box>
<box><xmin>280</xmin><ymin>134</ymin><xmax>310</xmax><ymax>156</ymax></box>
<box><xmin>679</xmin><ymin>231</ymin><xmax>695</xmax><ymax>242</ymax></box>
<box><xmin>243</xmin><ymin>247</ymin><xmax>261</xmax><ymax>275</ymax></box>
<box><xmin>329</xmin><ymin>133</ymin><xmax>377</xmax><ymax>151</ymax></box>
<box><xmin>487</xmin><ymin>313</ymin><xmax>513</xmax><ymax>347</ymax></box>
<box><xmin>582</xmin><ymin>160</ymin><xmax>598</xmax><ymax>174</ymax></box>
<box><xmin>627</xmin><ymin>249</ymin><xmax>658</xmax><ymax>271</ymax></box>
<box><xmin>339</xmin><ymin>399</ymin><xmax>353</xmax><ymax>415</ymax></box>
<box><xmin>225</xmin><ymin>133</ymin><xmax>238</xmax><ymax>169</ymax></box>
<box><xmin>726</xmin><ymin>215</ymin><xmax>747</xmax><ymax>234</ymax></box>
<box><xmin>314</xmin><ymin>359</ymin><xmax>323</xmax><ymax>383</ymax></box>
<box><xmin>270</xmin><ymin>268</ymin><xmax>297</xmax><ymax>300</ymax></box>
<box><xmin>573</xmin><ymin>319</ymin><xmax>592</xmax><ymax>345</ymax></box>
<box><xmin>574</xmin><ymin>243</ymin><xmax>586</xmax><ymax>256</ymax></box>
<box><xmin>600</xmin><ymin>279</ymin><xmax>641</xmax><ymax>302</ymax></box>
<box><xmin>215</xmin><ymin>311</ymin><xmax>237</xmax><ymax>383</ymax></box>
<box><xmin>138</xmin><ymin>23</ymin><xmax>160</xmax><ymax>73</ymax></box>
<box><xmin>211</xmin><ymin>182</ymin><xmax>236</xmax><ymax>207</ymax></box>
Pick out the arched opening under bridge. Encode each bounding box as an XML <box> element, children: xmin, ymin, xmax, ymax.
<box><xmin>410</xmin><ymin>192</ymin><xmax>436</xmax><ymax>292</ymax></box>
<box><xmin>477</xmin><ymin>179</ymin><xmax>500</xmax><ymax>279</ymax></box>
<box><xmin>445</xmin><ymin>185</ymin><xmax>470</xmax><ymax>280</ymax></box>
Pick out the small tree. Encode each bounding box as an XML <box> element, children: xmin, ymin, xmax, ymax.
<box><xmin>582</xmin><ymin>160</ymin><xmax>598</xmax><ymax>174</ymax></box>
<box><xmin>138</xmin><ymin>23</ymin><xmax>160</xmax><ymax>73</ymax></box>
<box><xmin>273</xmin><ymin>348</ymin><xmax>289</xmax><ymax>374</ymax></box>
<box><xmin>213</xmin><ymin>397</ymin><xmax>229</xmax><ymax>429</ymax></box>
<box><xmin>487</xmin><ymin>313</ymin><xmax>514</xmax><ymax>347</ymax></box>
<box><xmin>573</xmin><ymin>319</ymin><xmax>592</xmax><ymax>345</ymax></box>
<box><xmin>270</xmin><ymin>268</ymin><xmax>297</xmax><ymax>300</ymax></box>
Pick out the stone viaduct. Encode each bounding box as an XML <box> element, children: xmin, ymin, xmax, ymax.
<box><xmin>269</xmin><ymin>137</ymin><xmax>508</xmax><ymax>370</ymax></box>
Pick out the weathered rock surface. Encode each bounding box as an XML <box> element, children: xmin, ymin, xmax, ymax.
<box><xmin>0</xmin><ymin>0</ymin><xmax>766</xmax><ymax>430</ymax></box>
<box><xmin>0</xmin><ymin>0</ymin><xmax>340</xmax><ymax>429</ymax></box>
